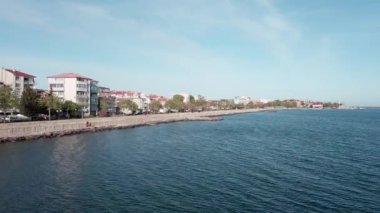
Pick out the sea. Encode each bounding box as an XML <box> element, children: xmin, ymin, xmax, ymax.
<box><xmin>0</xmin><ymin>109</ymin><xmax>379</xmax><ymax>212</ymax></box>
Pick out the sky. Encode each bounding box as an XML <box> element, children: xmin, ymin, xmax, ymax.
<box><xmin>0</xmin><ymin>0</ymin><xmax>379</xmax><ymax>106</ymax></box>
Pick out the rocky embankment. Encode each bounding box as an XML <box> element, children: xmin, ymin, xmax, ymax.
<box><xmin>0</xmin><ymin>109</ymin><xmax>272</xmax><ymax>143</ymax></box>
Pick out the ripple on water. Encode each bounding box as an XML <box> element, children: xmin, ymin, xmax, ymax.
<box><xmin>0</xmin><ymin>110</ymin><xmax>380</xmax><ymax>212</ymax></box>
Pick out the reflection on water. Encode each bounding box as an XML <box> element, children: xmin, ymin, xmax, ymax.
<box><xmin>52</xmin><ymin>135</ymin><xmax>86</xmax><ymax>202</ymax></box>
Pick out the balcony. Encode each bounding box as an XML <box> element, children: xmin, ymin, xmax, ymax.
<box><xmin>77</xmin><ymin>82</ymin><xmax>89</xmax><ymax>92</ymax></box>
<box><xmin>76</xmin><ymin>87</ymin><xmax>88</xmax><ymax>92</ymax></box>
<box><xmin>24</xmin><ymin>82</ymin><xmax>35</xmax><ymax>88</ymax></box>
<box><xmin>76</xmin><ymin>95</ymin><xmax>89</xmax><ymax>106</ymax></box>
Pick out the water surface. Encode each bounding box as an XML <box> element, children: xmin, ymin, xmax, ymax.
<box><xmin>0</xmin><ymin>109</ymin><xmax>379</xmax><ymax>212</ymax></box>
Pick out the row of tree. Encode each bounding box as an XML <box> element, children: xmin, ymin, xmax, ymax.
<box><xmin>322</xmin><ymin>102</ymin><xmax>341</xmax><ymax>108</ymax></box>
<box><xmin>0</xmin><ymin>85</ymin><xmax>82</xmax><ymax>120</ymax></box>
<box><xmin>116</xmin><ymin>94</ymin><xmax>209</xmax><ymax>114</ymax></box>
<box><xmin>2</xmin><ymin>85</ymin><xmax>343</xmax><ymax>121</ymax></box>
<box><xmin>165</xmin><ymin>95</ymin><xmax>208</xmax><ymax>112</ymax></box>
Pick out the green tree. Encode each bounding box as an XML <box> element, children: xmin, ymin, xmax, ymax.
<box><xmin>165</xmin><ymin>99</ymin><xmax>177</xmax><ymax>111</ymax></box>
<box><xmin>165</xmin><ymin>94</ymin><xmax>185</xmax><ymax>112</ymax></box>
<box><xmin>63</xmin><ymin>100</ymin><xmax>80</xmax><ymax>118</ymax></box>
<box><xmin>118</xmin><ymin>99</ymin><xmax>138</xmax><ymax>114</ymax></box>
<box><xmin>246</xmin><ymin>102</ymin><xmax>257</xmax><ymax>109</ymax></box>
<box><xmin>323</xmin><ymin>102</ymin><xmax>341</xmax><ymax>108</ymax></box>
<box><xmin>185</xmin><ymin>101</ymin><xmax>195</xmax><ymax>112</ymax></box>
<box><xmin>194</xmin><ymin>95</ymin><xmax>207</xmax><ymax>111</ymax></box>
<box><xmin>99</xmin><ymin>97</ymin><xmax>109</xmax><ymax>112</ymax></box>
<box><xmin>149</xmin><ymin>100</ymin><xmax>162</xmax><ymax>113</ymax></box>
<box><xmin>236</xmin><ymin>103</ymin><xmax>245</xmax><ymax>109</ymax></box>
<box><xmin>19</xmin><ymin>86</ymin><xmax>40</xmax><ymax>116</ymax></box>
<box><xmin>173</xmin><ymin>94</ymin><xmax>184</xmax><ymax>102</ymax></box>
<box><xmin>185</xmin><ymin>95</ymin><xmax>196</xmax><ymax>112</ymax></box>
<box><xmin>217</xmin><ymin>99</ymin><xmax>234</xmax><ymax>110</ymax></box>
<box><xmin>165</xmin><ymin>99</ymin><xmax>184</xmax><ymax>112</ymax></box>
<box><xmin>0</xmin><ymin>85</ymin><xmax>19</xmax><ymax>113</ymax></box>
<box><xmin>284</xmin><ymin>101</ymin><xmax>297</xmax><ymax>108</ymax></box>
<box><xmin>40</xmin><ymin>93</ymin><xmax>63</xmax><ymax>120</ymax></box>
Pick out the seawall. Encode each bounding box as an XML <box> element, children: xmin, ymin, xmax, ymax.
<box><xmin>0</xmin><ymin>109</ymin><xmax>272</xmax><ymax>143</ymax></box>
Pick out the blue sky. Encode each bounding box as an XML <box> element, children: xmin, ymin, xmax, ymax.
<box><xmin>0</xmin><ymin>0</ymin><xmax>379</xmax><ymax>106</ymax></box>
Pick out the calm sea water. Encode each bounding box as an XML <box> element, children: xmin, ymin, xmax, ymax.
<box><xmin>0</xmin><ymin>109</ymin><xmax>380</xmax><ymax>212</ymax></box>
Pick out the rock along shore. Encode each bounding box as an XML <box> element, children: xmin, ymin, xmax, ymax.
<box><xmin>0</xmin><ymin>109</ymin><xmax>273</xmax><ymax>143</ymax></box>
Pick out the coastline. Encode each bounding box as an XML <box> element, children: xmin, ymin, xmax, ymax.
<box><xmin>0</xmin><ymin>109</ymin><xmax>273</xmax><ymax>143</ymax></box>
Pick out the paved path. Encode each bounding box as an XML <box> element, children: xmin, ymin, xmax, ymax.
<box><xmin>0</xmin><ymin>109</ymin><xmax>270</xmax><ymax>142</ymax></box>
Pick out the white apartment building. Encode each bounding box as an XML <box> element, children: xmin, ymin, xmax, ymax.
<box><xmin>234</xmin><ymin>96</ymin><xmax>251</xmax><ymax>105</ymax></box>
<box><xmin>47</xmin><ymin>73</ymin><xmax>98</xmax><ymax>114</ymax></box>
<box><xmin>111</xmin><ymin>91</ymin><xmax>151</xmax><ymax>110</ymax></box>
<box><xmin>0</xmin><ymin>68</ymin><xmax>36</xmax><ymax>97</ymax></box>
<box><xmin>171</xmin><ymin>93</ymin><xmax>191</xmax><ymax>103</ymax></box>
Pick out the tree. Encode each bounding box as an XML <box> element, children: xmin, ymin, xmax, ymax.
<box><xmin>173</xmin><ymin>94</ymin><xmax>184</xmax><ymax>103</ymax></box>
<box><xmin>149</xmin><ymin>100</ymin><xmax>162</xmax><ymax>113</ymax></box>
<box><xmin>98</xmin><ymin>97</ymin><xmax>111</xmax><ymax>117</ymax></box>
<box><xmin>165</xmin><ymin>99</ymin><xmax>184</xmax><ymax>112</ymax></box>
<box><xmin>118</xmin><ymin>99</ymin><xmax>138</xmax><ymax>114</ymax></box>
<box><xmin>63</xmin><ymin>101</ymin><xmax>80</xmax><ymax>118</ymax></box>
<box><xmin>323</xmin><ymin>102</ymin><xmax>341</xmax><ymax>108</ymax></box>
<box><xmin>195</xmin><ymin>95</ymin><xmax>207</xmax><ymax>111</ymax></box>
<box><xmin>40</xmin><ymin>93</ymin><xmax>63</xmax><ymax>120</ymax></box>
<box><xmin>19</xmin><ymin>86</ymin><xmax>40</xmax><ymax>116</ymax></box>
<box><xmin>165</xmin><ymin>94</ymin><xmax>186</xmax><ymax>112</ymax></box>
<box><xmin>284</xmin><ymin>101</ymin><xmax>297</xmax><ymax>108</ymax></box>
<box><xmin>246</xmin><ymin>102</ymin><xmax>257</xmax><ymax>109</ymax></box>
<box><xmin>184</xmin><ymin>95</ymin><xmax>196</xmax><ymax>112</ymax></box>
<box><xmin>0</xmin><ymin>85</ymin><xmax>19</xmax><ymax>113</ymax></box>
<box><xmin>99</xmin><ymin>97</ymin><xmax>109</xmax><ymax>112</ymax></box>
<box><xmin>185</xmin><ymin>101</ymin><xmax>195</xmax><ymax>112</ymax></box>
<box><xmin>218</xmin><ymin>99</ymin><xmax>235</xmax><ymax>110</ymax></box>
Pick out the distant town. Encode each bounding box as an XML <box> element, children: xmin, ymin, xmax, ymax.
<box><xmin>0</xmin><ymin>67</ymin><xmax>348</xmax><ymax>122</ymax></box>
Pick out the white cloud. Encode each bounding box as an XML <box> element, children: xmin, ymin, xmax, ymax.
<box><xmin>1</xmin><ymin>0</ymin><xmax>345</xmax><ymax>101</ymax></box>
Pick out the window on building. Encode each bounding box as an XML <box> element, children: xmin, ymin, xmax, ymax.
<box><xmin>77</xmin><ymin>91</ymin><xmax>86</xmax><ymax>96</ymax></box>
<box><xmin>77</xmin><ymin>84</ymin><xmax>88</xmax><ymax>89</ymax></box>
<box><xmin>49</xmin><ymin>84</ymin><xmax>64</xmax><ymax>88</ymax></box>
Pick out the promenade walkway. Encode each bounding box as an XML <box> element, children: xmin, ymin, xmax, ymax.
<box><xmin>0</xmin><ymin>109</ymin><xmax>267</xmax><ymax>142</ymax></box>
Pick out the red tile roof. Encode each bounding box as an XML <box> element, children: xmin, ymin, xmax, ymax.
<box><xmin>148</xmin><ymin>94</ymin><xmax>168</xmax><ymax>101</ymax></box>
<box><xmin>5</xmin><ymin>69</ymin><xmax>35</xmax><ymax>78</ymax></box>
<box><xmin>111</xmin><ymin>91</ymin><xmax>144</xmax><ymax>97</ymax></box>
<box><xmin>47</xmin><ymin>72</ymin><xmax>94</xmax><ymax>80</ymax></box>
<box><xmin>99</xmin><ymin>86</ymin><xmax>110</xmax><ymax>90</ymax></box>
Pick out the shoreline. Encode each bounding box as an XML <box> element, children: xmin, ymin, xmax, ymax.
<box><xmin>0</xmin><ymin>109</ymin><xmax>273</xmax><ymax>143</ymax></box>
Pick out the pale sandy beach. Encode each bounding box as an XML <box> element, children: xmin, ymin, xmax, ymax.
<box><xmin>0</xmin><ymin>109</ymin><xmax>272</xmax><ymax>143</ymax></box>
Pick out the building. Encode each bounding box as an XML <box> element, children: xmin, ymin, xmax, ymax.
<box><xmin>98</xmin><ymin>87</ymin><xmax>116</xmax><ymax>115</ymax></box>
<box><xmin>171</xmin><ymin>93</ymin><xmax>191</xmax><ymax>103</ymax></box>
<box><xmin>47</xmin><ymin>73</ymin><xmax>98</xmax><ymax>115</ymax></box>
<box><xmin>89</xmin><ymin>80</ymin><xmax>99</xmax><ymax>115</ymax></box>
<box><xmin>98</xmin><ymin>87</ymin><xmax>111</xmax><ymax>97</ymax></box>
<box><xmin>0</xmin><ymin>68</ymin><xmax>36</xmax><ymax>97</ymax></box>
<box><xmin>311</xmin><ymin>103</ymin><xmax>324</xmax><ymax>109</ymax></box>
<box><xmin>234</xmin><ymin>96</ymin><xmax>251</xmax><ymax>105</ymax></box>
<box><xmin>111</xmin><ymin>91</ymin><xmax>150</xmax><ymax>111</ymax></box>
<box><xmin>147</xmin><ymin>94</ymin><xmax>168</xmax><ymax>106</ymax></box>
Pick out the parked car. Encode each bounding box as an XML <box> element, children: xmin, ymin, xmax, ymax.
<box><xmin>5</xmin><ymin>114</ymin><xmax>31</xmax><ymax>122</ymax></box>
<box><xmin>31</xmin><ymin>114</ymin><xmax>49</xmax><ymax>121</ymax></box>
